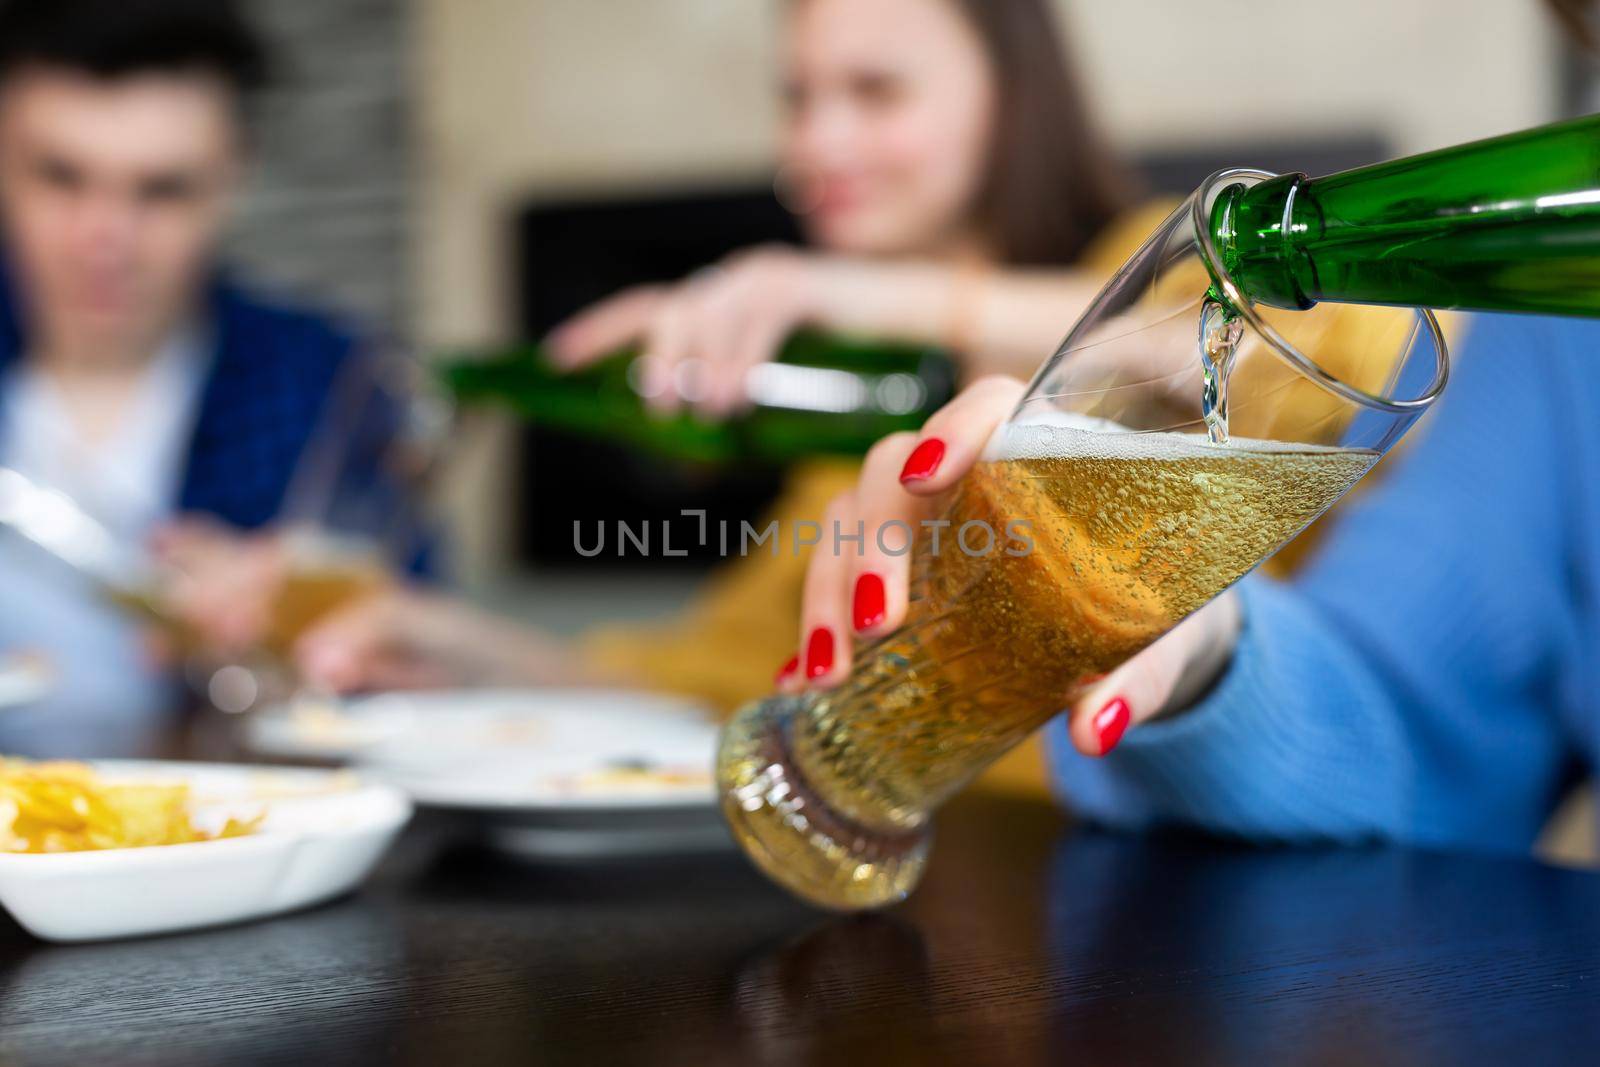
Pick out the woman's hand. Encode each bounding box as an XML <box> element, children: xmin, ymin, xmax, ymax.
<box><xmin>294</xmin><ymin>588</ymin><xmax>607</xmax><ymax>695</ymax></box>
<box><xmin>780</xmin><ymin>376</ymin><xmax>1244</xmax><ymax>757</ymax></box>
<box><xmin>546</xmin><ymin>245</ymin><xmax>821</xmax><ymax>417</ymax></box>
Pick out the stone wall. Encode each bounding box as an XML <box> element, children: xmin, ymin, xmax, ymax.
<box><xmin>227</xmin><ymin>0</ymin><xmax>411</xmax><ymax>341</ymax></box>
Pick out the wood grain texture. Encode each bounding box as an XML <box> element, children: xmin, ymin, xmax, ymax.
<box><xmin>1</xmin><ymin>795</ymin><xmax>1596</xmax><ymax>1067</ymax></box>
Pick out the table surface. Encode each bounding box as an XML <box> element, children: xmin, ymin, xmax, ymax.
<box><xmin>1</xmin><ymin>791</ymin><xmax>1597</xmax><ymax>1067</ymax></box>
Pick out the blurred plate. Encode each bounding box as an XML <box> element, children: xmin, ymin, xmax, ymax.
<box><xmin>0</xmin><ymin>655</ymin><xmax>51</xmax><ymax>712</ymax></box>
<box><xmin>244</xmin><ymin>695</ymin><xmax>426</xmax><ymax>759</ymax></box>
<box><xmin>0</xmin><ymin>761</ymin><xmax>411</xmax><ymax>943</ymax></box>
<box><xmin>246</xmin><ymin>687</ymin><xmax>712</xmax><ymax>762</ymax></box>
<box><xmin>343</xmin><ymin>689</ymin><xmax>728</xmax><ymax>856</ymax></box>
<box><xmin>351</xmin><ymin>689</ymin><xmax>719</xmax><ymax>810</ymax></box>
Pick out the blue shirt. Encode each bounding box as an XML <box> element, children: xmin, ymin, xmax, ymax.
<box><xmin>1050</xmin><ymin>312</ymin><xmax>1600</xmax><ymax>854</ymax></box>
<box><xmin>0</xmin><ymin>260</ymin><xmax>378</xmax><ymax>756</ymax></box>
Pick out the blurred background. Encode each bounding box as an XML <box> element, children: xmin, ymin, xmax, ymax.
<box><xmin>4</xmin><ymin>0</ymin><xmax>1589</xmax><ymax>852</ymax></box>
<box><xmin>223</xmin><ymin>0</ymin><xmax>1575</xmax><ymax>595</ymax></box>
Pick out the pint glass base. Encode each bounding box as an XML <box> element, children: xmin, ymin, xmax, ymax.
<box><xmin>717</xmin><ymin>696</ymin><xmax>931</xmax><ymax>911</ymax></box>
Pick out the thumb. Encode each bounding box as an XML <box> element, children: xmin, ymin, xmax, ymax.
<box><xmin>545</xmin><ymin>285</ymin><xmax>665</xmax><ymax>368</ymax></box>
<box><xmin>1066</xmin><ymin>593</ymin><xmax>1243</xmax><ymax>757</ymax></box>
<box><xmin>293</xmin><ymin>594</ymin><xmax>396</xmax><ymax>693</ymax></box>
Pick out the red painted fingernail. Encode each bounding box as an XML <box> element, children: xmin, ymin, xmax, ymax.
<box><xmin>852</xmin><ymin>573</ymin><xmax>886</xmax><ymax>632</ymax></box>
<box><xmin>1093</xmin><ymin>697</ymin><xmax>1130</xmax><ymax>756</ymax></box>
<box><xmin>899</xmin><ymin>438</ymin><xmax>946</xmax><ymax>483</ymax></box>
<box><xmin>775</xmin><ymin>654</ymin><xmax>800</xmax><ymax>684</ymax></box>
<box><xmin>805</xmin><ymin>627</ymin><xmax>835</xmax><ymax>679</ymax></box>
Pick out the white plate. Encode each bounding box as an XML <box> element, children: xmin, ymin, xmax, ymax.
<box><xmin>0</xmin><ymin>761</ymin><xmax>411</xmax><ymax>943</ymax></box>
<box><xmin>246</xmin><ymin>687</ymin><xmax>713</xmax><ymax>762</ymax></box>
<box><xmin>347</xmin><ymin>689</ymin><xmax>721</xmax><ymax>814</ymax></box>
<box><xmin>0</xmin><ymin>656</ymin><xmax>52</xmax><ymax>712</ymax></box>
<box><xmin>243</xmin><ymin>695</ymin><xmax>424</xmax><ymax>759</ymax></box>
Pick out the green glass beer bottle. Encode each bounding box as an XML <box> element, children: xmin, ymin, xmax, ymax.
<box><xmin>440</xmin><ymin>329</ymin><xmax>957</xmax><ymax>464</ymax></box>
<box><xmin>1211</xmin><ymin>113</ymin><xmax>1600</xmax><ymax>316</ymax></box>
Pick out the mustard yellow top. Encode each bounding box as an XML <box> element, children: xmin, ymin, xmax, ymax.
<box><xmin>579</xmin><ymin>201</ymin><xmax>1459</xmax><ymax>802</ymax></box>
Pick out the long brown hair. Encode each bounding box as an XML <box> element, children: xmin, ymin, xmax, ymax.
<box><xmin>946</xmin><ymin>0</ymin><xmax>1133</xmax><ymax>267</ymax></box>
<box><xmin>1546</xmin><ymin>0</ymin><xmax>1597</xmax><ymax>48</ymax></box>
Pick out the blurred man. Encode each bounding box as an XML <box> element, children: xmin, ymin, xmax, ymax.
<box><xmin>0</xmin><ymin>0</ymin><xmax>374</xmax><ymax>756</ymax></box>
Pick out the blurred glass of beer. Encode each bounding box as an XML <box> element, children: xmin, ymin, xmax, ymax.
<box><xmin>114</xmin><ymin>527</ymin><xmax>388</xmax><ymax>663</ymax></box>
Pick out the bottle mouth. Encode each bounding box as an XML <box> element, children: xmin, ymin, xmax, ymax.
<box><xmin>1192</xmin><ymin>167</ymin><xmax>1451</xmax><ymax>415</ymax></box>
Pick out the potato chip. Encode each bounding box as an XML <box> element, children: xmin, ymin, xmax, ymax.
<box><xmin>0</xmin><ymin>757</ymin><xmax>263</xmax><ymax>853</ymax></box>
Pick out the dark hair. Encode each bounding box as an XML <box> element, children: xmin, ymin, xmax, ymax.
<box><xmin>0</xmin><ymin>0</ymin><xmax>269</xmax><ymax>102</ymax></box>
<box><xmin>946</xmin><ymin>0</ymin><xmax>1133</xmax><ymax>267</ymax></box>
<box><xmin>1545</xmin><ymin>0</ymin><xmax>1598</xmax><ymax>49</ymax></box>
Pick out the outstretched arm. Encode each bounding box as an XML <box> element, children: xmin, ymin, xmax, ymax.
<box><xmin>546</xmin><ymin>247</ymin><xmax>1104</xmax><ymax>411</ymax></box>
<box><xmin>1052</xmin><ymin>313</ymin><xmax>1588</xmax><ymax>851</ymax></box>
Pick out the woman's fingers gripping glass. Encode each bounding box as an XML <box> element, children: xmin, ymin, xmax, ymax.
<box><xmin>780</xmin><ymin>432</ymin><xmax>924</xmax><ymax>695</ymax></box>
<box><xmin>894</xmin><ymin>375</ymin><xmax>1028</xmax><ymax>495</ymax></box>
<box><xmin>1063</xmin><ymin>593</ymin><xmax>1244</xmax><ymax>757</ymax></box>
<box><xmin>848</xmin><ymin>432</ymin><xmax>929</xmax><ymax>640</ymax></box>
<box><xmin>788</xmin><ymin>376</ymin><xmax>1029</xmax><ymax>694</ymax></box>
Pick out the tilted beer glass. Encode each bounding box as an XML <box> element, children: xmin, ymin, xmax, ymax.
<box><xmin>717</xmin><ymin>171</ymin><xmax>1450</xmax><ymax>910</ymax></box>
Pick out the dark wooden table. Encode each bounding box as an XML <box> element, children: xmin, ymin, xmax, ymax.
<box><xmin>1</xmin><ymin>791</ymin><xmax>1597</xmax><ymax>1067</ymax></box>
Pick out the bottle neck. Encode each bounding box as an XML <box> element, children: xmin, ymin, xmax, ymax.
<box><xmin>1209</xmin><ymin>172</ymin><xmax>1314</xmax><ymax>311</ymax></box>
<box><xmin>1209</xmin><ymin>114</ymin><xmax>1600</xmax><ymax>317</ymax></box>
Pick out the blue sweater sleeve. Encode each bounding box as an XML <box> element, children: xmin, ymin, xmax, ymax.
<box><xmin>1049</xmin><ymin>314</ymin><xmax>1589</xmax><ymax>852</ymax></box>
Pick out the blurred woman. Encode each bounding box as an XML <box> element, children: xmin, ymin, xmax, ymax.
<box><xmin>255</xmin><ymin>0</ymin><xmax>1168</xmax><ymax>797</ymax></box>
<box><xmin>253</xmin><ymin>0</ymin><xmax>1598</xmax><ymax>850</ymax></box>
<box><xmin>547</xmin><ymin>0</ymin><xmax>1137</xmax><ymax>398</ymax></box>
<box><xmin>550</xmin><ymin>0</ymin><xmax>1172</xmax><ymax>727</ymax></box>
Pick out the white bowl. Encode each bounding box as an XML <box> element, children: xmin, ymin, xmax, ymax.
<box><xmin>0</xmin><ymin>761</ymin><xmax>411</xmax><ymax>943</ymax></box>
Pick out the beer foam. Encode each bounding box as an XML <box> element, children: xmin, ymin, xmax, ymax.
<box><xmin>987</xmin><ymin>409</ymin><xmax>1372</xmax><ymax>462</ymax></box>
